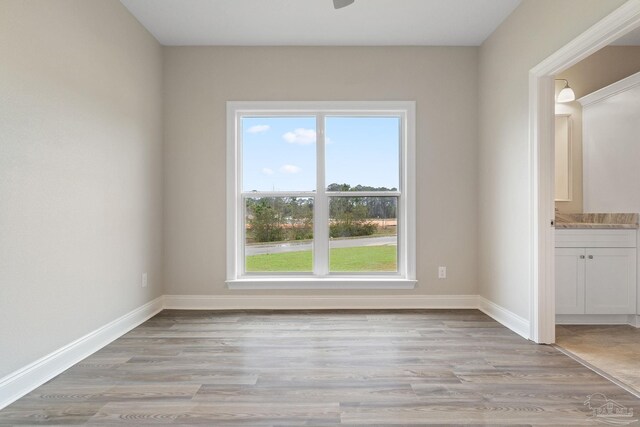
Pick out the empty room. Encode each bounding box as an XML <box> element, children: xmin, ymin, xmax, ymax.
<box><xmin>1</xmin><ymin>0</ymin><xmax>640</xmax><ymax>425</ymax></box>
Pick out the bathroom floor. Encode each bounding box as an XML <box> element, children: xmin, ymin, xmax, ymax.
<box><xmin>556</xmin><ymin>324</ymin><xmax>640</xmax><ymax>394</ymax></box>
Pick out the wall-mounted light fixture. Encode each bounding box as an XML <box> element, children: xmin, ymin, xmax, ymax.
<box><xmin>555</xmin><ymin>79</ymin><xmax>576</xmax><ymax>103</ymax></box>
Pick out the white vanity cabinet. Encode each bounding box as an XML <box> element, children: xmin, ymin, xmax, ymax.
<box><xmin>555</xmin><ymin>230</ymin><xmax>637</xmax><ymax>315</ymax></box>
<box><xmin>555</xmin><ymin>248</ymin><xmax>586</xmax><ymax>314</ymax></box>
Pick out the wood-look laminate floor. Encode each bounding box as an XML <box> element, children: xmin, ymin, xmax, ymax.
<box><xmin>1</xmin><ymin>310</ymin><xmax>639</xmax><ymax>426</ymax></box>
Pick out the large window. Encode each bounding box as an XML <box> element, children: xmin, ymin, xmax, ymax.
<box><xmin>227</xmin><ymin>102</ymin><xmax>415</xmax><ymax>289</ymax></box>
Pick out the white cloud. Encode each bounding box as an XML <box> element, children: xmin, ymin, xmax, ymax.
<box><xmin>282</xmin><ymin>128</ymin><xmax>316</xmax><ymax>145</ymax></box>
<box><xmin>279</xmin><ymin>164</ymin><xmax>301</xmax><ymax>174</ymax></box>
<box><xmin>261</xmin><ymin>167</ymin><xmax>274</xmax><ymax>175</ymax></box>
<box><xmin>247</xmin><ymin>125</ymin><xmax>270</xmax><ymax>134</ymax></box>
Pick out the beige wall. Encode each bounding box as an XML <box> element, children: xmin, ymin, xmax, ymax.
<box><xmin>560</xmin><ymin>46</ymin><xmax>640</xmax><ymax>99</ymax></box>
<box><xmin>163</xmin><ymin>47</ymin><xmax>479</xmax><ymax>297</ymax></box>
<box><xmin>0</xmin><ymin>0</ymin><xmax>163</xmax><ymax>378</ymax></box>
<box><xmin>478</xmin><ymin>0</ymin><xmax>627</xmax><ymax>320</ymax></box>
<box><xmin>555</xmin><ymin>46</ymin><xmax>640</xmax><ymax>213</ymax></box>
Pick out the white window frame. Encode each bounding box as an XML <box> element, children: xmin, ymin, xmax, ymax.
<box><xmin>226</xmin><ymin>101</ymin><xmax>416</xmax><ymax>290</ymax></box>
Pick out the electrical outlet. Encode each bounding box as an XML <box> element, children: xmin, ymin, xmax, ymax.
<box><xmin>142</xmin><ymin>273</ymin><xmax>148</xmax><ymax>288</ymax></box>
<box><xmin>438</xmin><ymin>266</ymin><xmax>447</xmax><ymax>279</ymax></box>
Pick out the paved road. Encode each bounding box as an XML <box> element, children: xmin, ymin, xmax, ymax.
<box><xmin>246</xmin><ymin>236</ymin><xmax>396</xmax><ymax>256</ymax></box>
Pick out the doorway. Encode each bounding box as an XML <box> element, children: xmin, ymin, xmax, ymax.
<box><xmin>529</xmin><ymin>1</ymin><xmax>640</xmax><ymax>344</ymax></box>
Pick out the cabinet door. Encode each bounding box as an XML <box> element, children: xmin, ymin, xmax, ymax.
<box><xmin>555</xmin><ymin>248</ymin><xmax>586</xmax><ymax>314</ymax></box>
<box><xmin>585</xmin><ymin>248</ymin><xmax>637</xmax><ymax>314</ymax></box>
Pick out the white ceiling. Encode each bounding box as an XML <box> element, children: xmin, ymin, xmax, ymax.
<box><xmin>120</xmin><ymin>0</ymin><xmax>522</xmax><ymax>46</ymax></box>
<box><xmin>611</xmin><ymin>26</ymin><xmax>640</xmax><ymax>46</ymax></box>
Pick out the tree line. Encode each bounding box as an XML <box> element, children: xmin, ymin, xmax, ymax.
<box><xmin>246</xmin><ymin>184</ymin><xmax>397</xmax><ymax>243</ymax></box>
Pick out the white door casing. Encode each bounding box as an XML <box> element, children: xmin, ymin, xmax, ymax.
<box><xmin>528</xmin><ymin>0</ymin><xmax>640</xmax><ymax>343</ymax></box>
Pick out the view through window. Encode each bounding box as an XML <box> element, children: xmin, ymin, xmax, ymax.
<box><xmin>230</xmin><ymin>103</ymin><xmax>413</xmax><ymax>280</ymax></box>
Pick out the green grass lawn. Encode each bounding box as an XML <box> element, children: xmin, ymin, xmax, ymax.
<box><xmin>246</xmin><ymin>245</ymin><xmax>397</xmax><ymax>272</ymax></box>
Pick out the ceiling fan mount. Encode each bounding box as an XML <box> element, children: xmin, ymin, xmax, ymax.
<box><xmin>333</xmin><ymin>0</ymin><xmax>355</xmax><ymax>9</ymax></box>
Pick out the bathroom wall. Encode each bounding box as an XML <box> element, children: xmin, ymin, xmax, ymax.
<box><xmin>555</xmin><ymin>46</ymin><xmax>640</xmax><ymax>213</ymax></box>
<box><xmin>581</xmin><ymin>75</ymin><xmax>640</xmax><ymax>213</ymax></box>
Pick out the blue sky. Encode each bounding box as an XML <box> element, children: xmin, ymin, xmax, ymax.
<box><xmin>242</xmin><ymin>116</ymin><xmax>399</xmax><ymax>192</ymax></box>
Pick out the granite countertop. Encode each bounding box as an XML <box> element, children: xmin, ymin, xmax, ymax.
<box><xmin>555</xmin><ymin>213</ymin><xmax>639</xmax><ymax>229</ymax></box>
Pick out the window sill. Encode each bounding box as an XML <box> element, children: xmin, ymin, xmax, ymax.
<box><xmin>226</xmin><ymin>278</ymin><xmax>417</xmax><ymax>290</ymax></box>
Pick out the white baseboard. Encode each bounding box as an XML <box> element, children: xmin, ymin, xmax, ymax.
<box><xmin>0</xmin><ymin>296</ymin><xmax>164</xmax><ymax>410</ymax></box>
<box><xmin>162</xmin><ymin>294</ymin><xmax>479</xmax><ymax>310</ymax></box>
<box><xmin>557</xmin><ymin>314</ymin><xmax>640</xmax><ymax>327</ymax></box>
<box><xmin>165</xmin><ymin>294</ymin><xmax>532</xmax><ymax>340</ymax></box>
<box><xmin>477</xmin><ymin>296</ymin><xmax>530</xmax><ymax>340</ymax></box>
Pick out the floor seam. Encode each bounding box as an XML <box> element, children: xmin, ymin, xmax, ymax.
<box><xmin>552</xmin><ymin>344</ymin><xmax>640</xmax><ymax>399</ymax></box>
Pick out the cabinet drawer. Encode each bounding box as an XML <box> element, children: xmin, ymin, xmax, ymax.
<box><xmin>555</xmin><ymin>229</ymin><xmax>637</xmax><ymax>248</ymax></box>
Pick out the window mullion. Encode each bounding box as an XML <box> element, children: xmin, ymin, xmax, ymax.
<box><xmin>314</xmin><ymin>114</ymin><xmax>329</xmax><ymax>276</ymax></box>
<box><xmin>325</xmin><ymin>191</ymin><xmax>401</xmax><ymax>197</ymax></box>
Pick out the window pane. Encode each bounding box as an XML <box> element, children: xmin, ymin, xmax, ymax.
<box><xmin>242</xmin><ymin>117</ymin><xmax>316</xmax><ymax>192</ymax></box>
<box><xmin>329</xmin><ymin>197</ymin><xmax>397</xmax><ymax>272</ymax></box>
<box><xmin>245</xmin><ymin>197</ymin><xmax>313</xmax><ymax>272</ymax></box>
<box><xmin>325</xmin><ymin>117</ymin><xmax>400</xmax><ymax>191</ymax></box>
